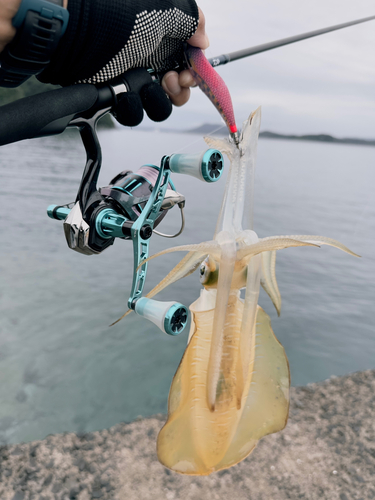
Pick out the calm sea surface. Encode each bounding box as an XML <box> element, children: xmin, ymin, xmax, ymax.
<box><xmin>0</xmin><ymin>127</ymin><xmax>374</xmax><ymax>444</ymax></box>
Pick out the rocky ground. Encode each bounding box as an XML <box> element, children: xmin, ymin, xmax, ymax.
<box><xmin>0</xmin><ymin>370</ymin><xmax>374</xmax><ymax>500</ymax></box>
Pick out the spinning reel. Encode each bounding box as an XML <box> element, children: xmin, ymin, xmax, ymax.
<box><xmin>47</xmin><ymin>119</ymin><xmax>223</xmax><ymax>335</ymax></box>
<box><xmin>0</xmin><ymin>60</ymin><xmax>225</xmax><ymax>337</ymax></box>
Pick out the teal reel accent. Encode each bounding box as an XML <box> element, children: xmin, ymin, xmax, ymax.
<box><xmin>47</xmin><ymin>205</ymin><xmax>129</xmax><ymax>240</ymax></box>
<box><xmin>47</xmin><ymin>148</ymin><xmax>223</xmax><ymax>335</ymax></box>
<box><xmin>134</xmin><ymin>298</ymin><xmax>188</xmax><ymax>335</ymax></box>
<box><xmin>95</xmin><ymin>209</ymin><xmax>128</xmax><ymax>239</ymax></box>
<box><xmin>47</xmin><ymin>205</ymin><xmax>70</xmax><ymax>220</ymax></box>
<box><xmin>127</xmin><ymin>156</ymin><xmax>171</xmax><ymax>311</ymax></box>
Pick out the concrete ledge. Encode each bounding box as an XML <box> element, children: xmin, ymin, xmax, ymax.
<box><xmin>1</xmin><ymin>369</ymin><xmax>374</xmax><ymax>500</ymax></box>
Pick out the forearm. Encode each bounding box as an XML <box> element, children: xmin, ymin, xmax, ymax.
<box><xmin>0</xmin><ymin>0</ymin><xmax>68</xmax><ymax>52</ymax></box>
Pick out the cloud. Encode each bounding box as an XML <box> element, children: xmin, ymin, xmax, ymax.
<box><xmin>182</xmin><ymin>0</ymin><xmax>375</xmax><ymax>136</ymax></box>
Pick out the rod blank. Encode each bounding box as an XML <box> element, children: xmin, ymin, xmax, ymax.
<box><xmin>208</xmin><ymin>15</ymin><xmax>375</xmax><ymax>67</ymax></box>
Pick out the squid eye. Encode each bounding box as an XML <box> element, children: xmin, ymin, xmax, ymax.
<box><xmin>199</xmin><ymin>261</ymin><xmax>210</xmax><ymax>284</ymax></box>
<box><xmin>199</xmin><ymin>258</ymin><xmax>218</xmax><ymax>286</ymax></box>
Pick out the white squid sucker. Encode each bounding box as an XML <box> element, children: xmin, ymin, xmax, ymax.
<box><xmin>135</xmin><ymin>108</ymin><xmax>359</xmax><ymax>475</ymax></box>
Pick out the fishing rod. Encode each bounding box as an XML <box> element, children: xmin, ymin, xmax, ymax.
<box><xmin>0</xmin><ymin>14</ymin><xmax>373</xmax><ymax>335</ymax></box>
<box><xmin>175</xmin><ymin>14</ymin><xmax>375</xmax><ymax>145</ymax></box>
<box><xmin>207</xmin><ymin>14</ymin><xmax>375</xmax><ymax>67</ymax></box>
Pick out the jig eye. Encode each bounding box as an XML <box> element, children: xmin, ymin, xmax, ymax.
<box><xmin>199</xmin><ymin>258</ymin><xmax>218</xmax><ymax>286</ymax></box>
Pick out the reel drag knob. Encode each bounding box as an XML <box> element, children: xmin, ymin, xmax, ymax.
<box><xmin>134</xmin><ymin>298</ymin><xmax>188</xmax><ymax>335</ymax></box>
<box><xmin>168</xmin><ymin>149</ymin><xmax>223</xmax><ymax>183</ymax></box>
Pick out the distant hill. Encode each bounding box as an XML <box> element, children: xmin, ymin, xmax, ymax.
<box><xmin>2</xmin><ymin>82</ymin><xmax>372</xmax><ymax>142</ymax></box>
<box><xmin>183</xmin><ymin>124</ymin><xmax>375</xmax><ymax>147</ymax></box>
<box><xmin>260</xmin><ymin>131</ymin><xmax>375</xmax><ymax>147</ymax></box>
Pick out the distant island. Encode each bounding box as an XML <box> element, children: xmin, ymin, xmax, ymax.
<box><xmin>0</xmin><ymin>82</ymin><xmax>373</xmax><ymax>145</ymax></box>
<box><xmin>183</xmin><ymin>124</ymin><xmax>375</xmax><ymax>148</ymax></box>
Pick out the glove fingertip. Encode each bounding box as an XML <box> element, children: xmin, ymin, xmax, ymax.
<box><xmin>140</xmin><ymin>82</ymin><xmax>173</xmax><ymax>122</ymax></box>
<box><xmin>113</xmin><ymin>92</ymin><xmax>144</xmax><ymax>127</ymax></box>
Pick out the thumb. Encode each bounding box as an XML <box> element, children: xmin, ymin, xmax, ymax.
<box><xmin>187</xmin><ymin>7</ymin><xmax>209</xmax><ymax>50</ymax></box>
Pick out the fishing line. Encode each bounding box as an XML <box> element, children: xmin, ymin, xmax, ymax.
<box><xmin>144</xmin><ymin>122</ymin><xmax>226</xmax><ymax>239</ymax></box>
<box><xmin>171</xmin><ymin>122</ymin><xmax>227</xmax><ymax>154</ymax></box>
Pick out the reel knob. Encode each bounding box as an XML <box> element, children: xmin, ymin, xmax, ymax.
<box><xmin>134</xmin><ymin>298</ymin><xmax>189</xmax><ymax>335</ymax></box>
<box><xmin>168</xmin><ymin>149</ymin><xmax>223</xmax><ymax>183</ymax></box>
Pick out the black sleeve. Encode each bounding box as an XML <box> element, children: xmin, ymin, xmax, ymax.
<box><xmin>38</xmin><ymin>0</ymin><xmax>199</xmax><ymax>86</ymax></box>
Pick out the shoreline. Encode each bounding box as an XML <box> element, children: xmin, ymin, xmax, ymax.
<box><xmin>1</xmin><ymin>369</ymin><xmax>374</xmax><ymax>500</ymax></box>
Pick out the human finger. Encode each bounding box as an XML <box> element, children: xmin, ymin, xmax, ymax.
<box><xmin>162</xmin><ymin>71</ymin><xmax>191</xmax><ymax>107</ymax></box>
<box><xmin>178</xmin><ymin>68</ymin><xmax>197</xmax><ymax>89</ymax></box>
<box><xmin>187</xmin><ymin>7</ymin><xmax>209</xmax><ymax>50</ymax></box>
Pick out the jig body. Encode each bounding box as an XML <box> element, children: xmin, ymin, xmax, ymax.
<box><xmin>184</xmin><ymin>44</ymin><xmax>239</xmax><ymax>147</ymax></box>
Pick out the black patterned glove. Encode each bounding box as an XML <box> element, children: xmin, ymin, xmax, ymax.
<box><xmin>38</xmin><ymin>0</ymin><xmax>199</xmax><ymax>87</ymax></box>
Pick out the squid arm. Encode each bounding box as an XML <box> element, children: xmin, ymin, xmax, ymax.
<box><xmin>237</xmin><ymin>254</ymin><xmax>262</xmax><ymax>405</ymax></box>
<box><xmin>237</xmin><ymin>237</ymin><xmax>319</xmax><ymax>261</ymax></box>
<box><xmin>206</xmin><ymin>233</ymin><xmax>237</xmax><ymax>412</ymax></box>
<box><xmin>139</xmin><ymin>241</ymin><xmax>221</xmax><ymax>300</ymax></box>
<box><xmin>259</xmin><ymin>235</ymin><xmax>360</xmax><ymax>258</ymax></box>
<box><xmin>145</xmin><ymin>250</ymin><xmax>209</xmax><ymax>300</ymax></box>
<box><xmin>260</xmin><ymin>251</ymin><xmax>281</xmax><ymax>316</ymax></box>
<box><xmin>135</xmin><ymin>241</ymin><xmax>221</xmax><ymax>271</ymax></box>
<box><xmin>240</xmin><ymin>235</ymin><xmax>359</xmax><ymax>317</ymax></box>
<box><xmin>110</xmin><ymin>249</ymin><xmax>212</xmax><ymax>326</ymax></box>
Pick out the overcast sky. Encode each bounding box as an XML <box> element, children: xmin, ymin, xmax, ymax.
<box><xmin>155</xmin><ymin>0</ymin><xmax>375</xmax><ymax>138</ymax></box>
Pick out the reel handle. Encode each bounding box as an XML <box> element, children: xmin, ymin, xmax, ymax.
<box><xmin>134</xmin><ymin>298</ymin><xmax>188</xmax><ymax>336</ymax></box>
<box><xmin>168</xmin><ymin>149</ymin><xmax>223</xmax><ymax>183</ymax></box>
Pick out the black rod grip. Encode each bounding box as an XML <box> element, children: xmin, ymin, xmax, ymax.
<box><xmin>0</xmin><ymin>84</ymin><xmax>99</xmax><ymax>146</ymax></box>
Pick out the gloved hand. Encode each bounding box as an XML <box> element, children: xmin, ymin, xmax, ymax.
<box><xmin>0</xmin><ymin>0</ymin><xmax>209</xmax><ymax>120</ymax></box>
<box><xmin>39</xmin><ymin>1</ymin><xmax>203</xmax><ymax>83</ymax></box>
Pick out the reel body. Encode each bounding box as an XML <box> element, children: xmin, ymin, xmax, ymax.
<box><xmin>47</xmin><ymin>117</ymin><xmax>224</xmax><ymax>335</ymax></box>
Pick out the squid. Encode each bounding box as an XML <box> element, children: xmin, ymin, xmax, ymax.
<box><xmin>136</xmin><ymin>108</ymin><xmax>359</xmax><ymax>475</ymax></box>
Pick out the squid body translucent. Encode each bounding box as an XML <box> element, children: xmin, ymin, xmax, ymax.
<box><xmin>133</xmin><ymin>108</ymin><xmax>359</xmax><ymax>475</ymax></box>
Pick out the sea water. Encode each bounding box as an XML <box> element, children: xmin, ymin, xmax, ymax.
<box><xmin>0</xmin><ymin>127</ymin><xmax>374</xmax><ymax>444</ymax></box>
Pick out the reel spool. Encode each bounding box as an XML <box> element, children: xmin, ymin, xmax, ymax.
<box><xmin>47</xmin><ymin>149</ymin><xmax>224</xmax><ymax>252</ymax></box>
